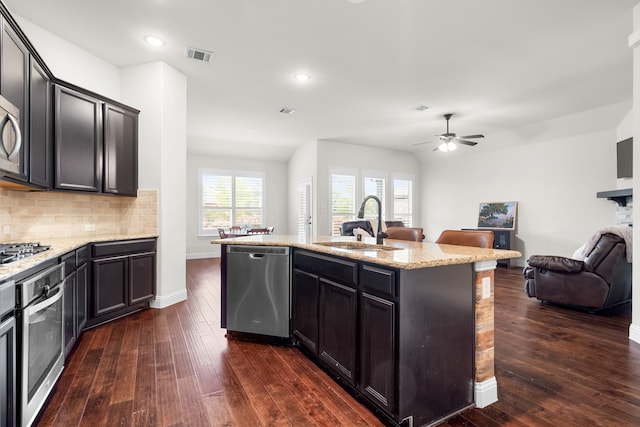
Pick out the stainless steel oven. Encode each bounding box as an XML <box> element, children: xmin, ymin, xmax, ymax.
<box><xmin>0</xmin><ymin>94</ymin><xmax>22</xmax><ymax>176</ymax></box>
<box><xmin>16</xmin><ymin>263</ymin><xmax>65</xmax><ymax>427</ymax></box>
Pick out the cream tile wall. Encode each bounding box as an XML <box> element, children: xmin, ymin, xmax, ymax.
<box><xmin>0</xmin><ymin>188</ymin><xmax>158</xmax><ymax>242</ymax></box>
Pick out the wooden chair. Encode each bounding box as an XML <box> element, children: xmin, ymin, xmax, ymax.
<box><xmin>386</xmin><ymin>226</ymin><xmax>424</xmax><ymax>242</ymax></box>
<box><xmin>385</xmin><ymin>220</ymin><xmax>405</xmax><ymax>228</ymax></box>
<box><xmin>217</xmin><ymin>228</ymin><xmax>228</xmax><ymax>239</ymax></box>
<box><xmin>266</xmin><ymin>226</ymin><xmax>275</xmax><ymax>234</ymax></box>
<box><xmin>435</xmin><ymin>229</ymin><xmax>494</xmax><ymax>248</ymax></box>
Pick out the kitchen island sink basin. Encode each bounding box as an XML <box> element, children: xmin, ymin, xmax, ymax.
<box><xmin>312</xmin><ymin>241</ymin><xmax>402</xmax><ymax>251</ymax></box>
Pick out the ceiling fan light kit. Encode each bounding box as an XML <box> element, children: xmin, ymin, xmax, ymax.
<box><xmin>416</xmin><ymin>113</ymin><xmax>485</xmax><ymax>152</ymax></box>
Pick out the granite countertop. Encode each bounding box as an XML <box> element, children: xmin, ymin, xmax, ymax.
<box><xmin>0</xmin><ymin>234</ymin><xmax>158</xmax><ymax>281</ymax></box>
<box><xmin>211</xmin><ymin>234</ymin><xmax>522</xmax><ymax>270</ymax></box>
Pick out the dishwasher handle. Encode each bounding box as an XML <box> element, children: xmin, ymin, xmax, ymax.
<box><xmin>249</xmin><ymin>253</ymin><xmax>265</xmax><ymax>259</ymax></box>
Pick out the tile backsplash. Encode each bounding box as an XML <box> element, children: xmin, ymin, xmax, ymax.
<box><xmin>0</xmin><ymin>188</ymin><xmax>158</xmax><ymax>242</ymax></box>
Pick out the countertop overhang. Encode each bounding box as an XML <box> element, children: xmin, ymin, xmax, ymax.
<box><xmin>0</xmin><ymin>234</ymin><xmax>159</xmax><ymax>281</ymax></box>
<box><xmin>211</xmin><ymin>235</ymin><xmax>521</xmax><ymax>270</ymax></box>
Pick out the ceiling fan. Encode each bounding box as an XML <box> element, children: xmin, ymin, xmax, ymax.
<box><xmin>413</xmin><ymin>113</ymin><xmax>484</xmax><ymax>152</ymax></box>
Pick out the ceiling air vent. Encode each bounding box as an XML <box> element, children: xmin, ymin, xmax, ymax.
<box><xmin>185</xmin><ymin>47</ymin><xmax>213</xmax><ymax>64</ymax></box>
<box><xmin>279</xmin><ymin>107</ymin><xmax>296</xmax><ymax>114</ymax></box>
<box><xmin>414</xmin><ymin>104</ymin><xmax>431</xmax><ymax>111</ymax></box>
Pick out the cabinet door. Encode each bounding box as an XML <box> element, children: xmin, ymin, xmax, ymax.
<box><xmin>63</xmin><ymin>271</ymin><xmax>77</xmax><ymax>357</ymax></box>
<box><xmin>92</xmin><ymin>255</ymin><xmax>128</xmax><ymax>316</ymax></box>
<box><xmin>103</xmin><ymin>104</ymin><xmax>138</xmax><ymax>196</ymax></box>
<box><xmin>292</xmin><ymin>268</ymin><xmax>319</xmax><ymax>354</ymax></box>
<box><xmin>54</xmin><ymin>85</ymin><xmax>102</xmax><ymax>192</ymax></box>
<box><xmin>318</xmin><ymin>278</ymin><xmax>357</xmax><ymax>385</ymax></box>
<box><xmin>28</xmin><ymin>58</ymin><xmax>51</xmax><ymax>188</ymax></box>
<box><xmin>129</xmin><ymin>252</ymin><xmax>155</xmax><ymax>305</ymax></box>
<box><xmin>76</xmin><ymin>263</ymin><xmax>88</xmax><ymax>333</ymax></box>
<box><xmin>359</xmin><ymin>292</ymin><xmax>396</xmax><ymax>414</ymax></box>
<box><xmin>0</xmin><ymin>316</ymin><xmax>16</xmax><ymax>427</ymax></box>
<box><xmin>0</xmin><ymin>18</ymin><xmax>29</xmax><ymax>181</ymax></box>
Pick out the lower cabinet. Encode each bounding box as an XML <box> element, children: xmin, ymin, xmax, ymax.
<box><xmin>62</xmin><ymin>246</ymin><xmax>88</xmax><ymax>358</ymax></box>
<box><xmin>292</xmin><ymin>248</ymin><xmax>474</xmax><ymax>427</ymax></box>
<box><xmin>88</xmin><ymin>238</ymin><xmax>156</xmax><ymax>328</ymax></box>
<box><xmin>292</xmin><ymin>269</ymin><xmax>319</xmax><ymax>354</ymax></box>
<box><xmin>292</xmin><ymin>249</ymin><xmax>396</xmax><ymax>409</ymax></box>
<box><xmin>0</xmin><ymin>315</ymin><xmax>16</xmax><ymax>427</ymax></box>
<box><xmin>318</xmin><ymin>278</ymin><xmax>357</xmax><ymax>385</ymax></box>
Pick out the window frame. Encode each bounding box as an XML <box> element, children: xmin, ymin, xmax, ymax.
<box><xmin>198</xmin><ymin>168</ymin><xmax>265</xmax><ymax>237</ymax></box>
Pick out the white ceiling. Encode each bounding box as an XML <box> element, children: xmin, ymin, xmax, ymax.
<box><xmin>5</xmin><ymin>0</ymin><xmax>639</xmax><ymax>161</ymax></box>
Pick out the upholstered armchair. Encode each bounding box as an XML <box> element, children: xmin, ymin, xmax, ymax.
<box><xmin>523</xmin><ymin>232</ymin><xmax>632</xmax><ymax>311</ymax></box>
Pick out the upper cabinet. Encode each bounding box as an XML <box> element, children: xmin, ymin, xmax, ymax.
<box><xmin>29</xmin><ymin>58</ymin><xmax>52</xmax><ymax>188</ymax></box>
<box><xmin>54</xmin><ymin>85</ymin><xmax>103</xmax><ymax>192</ymax></box>
<box><xmin>0</xmin><ymin>3</ymin><xmax>139</xmax><ymax>196</ymax></box>
<box><xmin>103</xmin><ymin>103</ymin><xmax>138</xmax><ymax>196</ymax></box>
<box><xmin>0</xmin><ymin>15</ymin><xmax>30</xmax><ymax>183</ymax></box>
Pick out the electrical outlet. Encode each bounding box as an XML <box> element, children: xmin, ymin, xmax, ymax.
<box><xmin>482</xmin><ymin>277</ymin><xmax>491</xmax><ymax>299</ymax></box>
<box><xmin>84</xmin><ymin>223</ymin><xmax>96</xmax><ymax>232</ymax></box>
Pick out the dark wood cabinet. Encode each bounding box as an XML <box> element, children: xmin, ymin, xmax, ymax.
<box><xmin>359</xmin><ymin>292</ymin><xmax>396</xmax><ymax>413</ymax></box>
<box><xmin>0</xmin><ymin>315</ymin><xmax>16</xmax><ymax>427</ymax></box>
<box><xmin>0</xmin><ymin>16</ymin><xmax>29</xmax><ymax>182</ymax></box>
<box><xmin>292</xmin><ymin>249</ymin><xmax>474</xmax><ymax>426</ymax></box>
<box><xmin>292</xmin><ymin>269</ymin><xmax>319</xmax><ymax>354</ymax></box>
<box><xmin>28</xmin><ymin>58</ymin><xmax>52</xmax><ymax>188</ymax></box>
<box><xmin>54</xmin><ymin>84</ymin><xmax>103</xmax><ymax>192</ymax></box>
<box><xmin>103</xmin><ymin>103</ymin><xmax>138</xmax><ymax>196</ymax></box>
<box><xmin>62</xmin><ymin>246</ymin><xmax>89</xmax><ymax>358</ymax></box>
<box><xmin>318</xmin><ymin>278</ymin><xmax>357</xmax><ymax>385</ymax></box>
<box><xmin>88</xmin><ymin>238</ymin><xmax>156</xmax><ymax>328</ymax></box>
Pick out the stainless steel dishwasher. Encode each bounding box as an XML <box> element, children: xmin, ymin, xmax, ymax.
<box><xmin>226</xmin><ymin>245</ymin><xmax>290</xmax><ymax>338</ymax></box>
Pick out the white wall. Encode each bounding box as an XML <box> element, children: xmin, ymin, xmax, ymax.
<box><xmin>315</xmin><ymin>141</ymin><xmax>421</xmax><ymax>236</ymax></box>
<box><xmin>14</xmin><ymin>15</ymin><xmax>121</xmax><ymax>100</ymax></box>
<box><xmin>187</xmin><ymin>153</ymin><xmax>289</xmax><ymax>259</ymax></box>
<box><xmin>422</xmin><ymin>103</ymin><xmax>631</xmax><ymax>267</ymax></box>
<box><xmin>287</xmin><ymin>140</ymin><xmax>318</xmax><ymax>236</ymax></box>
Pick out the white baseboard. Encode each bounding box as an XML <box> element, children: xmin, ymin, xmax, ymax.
<box><xmin>629</xmin><ymin>323</ymin><xmax>640</xmax><ymax>344</ymax></box>
<box><xmin>150</xmin><ymin>288</ymin><xmax>188</xmax><ymax>309</ymax></box>
<box><xmin>474</xmin><ymin>377</ymin><xmax>498</xmax><ymax>408</ymax></box>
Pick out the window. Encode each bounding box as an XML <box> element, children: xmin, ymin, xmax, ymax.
<box><xmin>199</xmin><ymin>169</ymin><xmax>264</xmax><ymax>236</ymax></box>
<box><xmin>330</xmin><ymin>173</ymin><xmax>356</xmax><ymax>236</ymax></box>
<box><xmin>362</xmin><ymin>175</ymin><xmax>385</xmax><ymax>221</ymax></box>
<box><xmin>393</xmin><ymin>178</ymin><xmax>413</xmax><ymax>226</ymax></box>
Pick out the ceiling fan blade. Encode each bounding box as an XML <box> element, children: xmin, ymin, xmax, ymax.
<box><xmin>459</xmin><ymin>134</ymin><xmax>484</xmax><ymax>139</ymax></box>
<box><xmin>457</xmin><ymin>140</ymin><xmax>478</xmax><ymax>146</ymax></box>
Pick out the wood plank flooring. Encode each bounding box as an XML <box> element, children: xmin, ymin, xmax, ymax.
<box><xmin>34</xmin><ymin>259</ymin><xmax>640</xmax><ymax>426</ymax></box>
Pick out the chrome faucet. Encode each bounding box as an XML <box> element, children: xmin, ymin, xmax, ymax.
<box><xmin>358</xmin><ymin>195</ymin><xmax>388</xmax><ymax>245</ymax></box>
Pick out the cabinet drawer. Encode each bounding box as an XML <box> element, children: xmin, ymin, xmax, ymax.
<box><xmin>294</xmin><ymin>250</ymin><xmax>357</xmax><ymax>287</ymax></box>
<box><xmin>361</xmin><ymin>264</ymin><xmax>397</xmax><ymax>299</ymax></box>
<box><xmin>92</xmin><ymin>238</ymin><xmax>156</xmax><ymax>258</ymax></box>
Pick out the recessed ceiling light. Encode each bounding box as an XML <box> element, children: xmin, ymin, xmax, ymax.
<box><xmin>295</xmin><ymin>73</ymin><xmax>311</xmax><ymax>82</ymax></box>
<box><xmin>414</xmin><ymin>104</ymin><xmax>431</xmax><ymax>111</ymax></box>
<box><xmin>144</xmin><ymin>35</ymin><xmax>165</xmax><ymax>47</ymax></box>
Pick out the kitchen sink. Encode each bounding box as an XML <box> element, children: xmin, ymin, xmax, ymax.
<box><xmin>313</xmin><ymin>241</ymin><xmax>402</xmax><ymax>251</ymax></box>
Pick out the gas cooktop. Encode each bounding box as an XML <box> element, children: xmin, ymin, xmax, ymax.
<box><xmin>0</xmin><ymin>242</ymin><xmax>51</xmax><ymax>265</ymax></box>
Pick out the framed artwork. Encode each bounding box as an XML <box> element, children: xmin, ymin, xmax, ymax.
<box><xmin>477</xmin><ymin>201</ymin><xmax>517</xmax><ymax>230</ymax></box>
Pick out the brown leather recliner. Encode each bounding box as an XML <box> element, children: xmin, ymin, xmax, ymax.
<box><xmin>523</xmin><ymin>233</ymin><xmax>632</xmax><ymax>311</ymax></box>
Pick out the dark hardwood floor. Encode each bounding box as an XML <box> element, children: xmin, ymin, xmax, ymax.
<box><xmin>35</xmin><ymin>259</ymin><xmax>640</xmax><ymax>426</ymax></box>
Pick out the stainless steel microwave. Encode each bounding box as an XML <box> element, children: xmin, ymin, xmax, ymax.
<box><xmin>0</xmin><ymin>95</ymin><xmax>22</xmax><ymax>175</ymax></box>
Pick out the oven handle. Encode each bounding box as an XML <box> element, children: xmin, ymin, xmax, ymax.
<box><xmin>26</xmin><ymin>285</ymin><xmax>62</xmax><ymax>316</ymax></box>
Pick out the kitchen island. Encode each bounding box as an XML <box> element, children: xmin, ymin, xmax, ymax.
<box><xmin>212</xmin><ymin>234</ymin><xmax>520</xmax><ymax>427</ymax></box>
